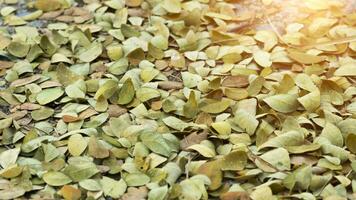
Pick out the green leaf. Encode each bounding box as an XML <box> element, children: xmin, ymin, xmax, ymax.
<box><xmin>259</xmin><ymin>131</ymin><xmax>305</xmax><ymax>150</ymax></box>
<box><xmin>140</xmin><ymin>131</ymin><xmax>172</xmax><ymax>157</ymax></box>
<box><xmin>7</xmin><ymin>41</ymin><xmax>30</xmax><ymax>57</ymax></box>
<box><xmin>21</xmin><ymin>135</ymin><xmax>57</xmax><ymax>153</ymax></box>
<box><xmin>136</xmin><ymin>87</ymin><xmax>160</xmax><ymax>102</ymax></box>
<box><xmin>78</xmin><ymin>42</ymin><xmax>103</xmax><ymax>62</ymax></box>
<box><xmin>182</xmin><ymin>72</ymin><xmax>202</xmax><ymax>88</ymax></box>
<box><xmin>234</xmin><ymin>110</ymin><xmax>259</xmax><ymax>135</ymax></box>
<box><xmin>183</xmin><ymin>91</ymin><xmax>198</xmax><ymax>118</ymax></box>
<box><xmin>31</xmin><ymin>107</ymin><xmax>54</xmax><ymax>121</ymax></box>
<box><xmin>43</xmin><ymin>143</ymin><xmax>59</xmax><ymax>162</ymax></box>
<box><xmin>163</xmin><ymin>116</ymin><xmax>189</xmax><ymax>131</ymax></box>
<box><xmin>118</xmin><ymin>78</ymin><xmax>135</xmax><ymax>104</ymax></box>
<box><xmin>0</xmin><ymin>187</ymin><xmax>26</xmax><ymax>200</ymax></box>
<box><xmin>40</xmin><ymin>35</ymin><xmax>57</xmax><ymax>55</ymax></box>
<box><xmin>79</xmin><ymin>179</ymin><xmax>101</xmax><ymax>191</ymax></box>
<box><xmin>43</xmin><ymin>171</ymin><xmax>72</xmax><ymax>186</ymax></box>
<box><xmin>250</xmin><ymin>186</ymin><xmax>275</xmax><ymax>200</ymax></box>
<box><xmin>0</xmin><ymin>118</ymin><xmax>13</xmax><ymax>130</ymax></box>
<box><xmin>36</xmin><ymin>87</ymin><xmax>64</xmax><ymax>105</ymax></box>
<box><xmin>338</xmin><ymin>119</ymin><xmax>356</xmax><ymax>135</ymax></box>
<box><xmin>298</xmin><ymin>90</ymin><xmax>320</xmax><ymax>112</ymax></box>
<box><xmin>65</xmin><ymin>82</ymin><xmax>86</xmax><ymax>99</ymax></box>
<box><xmin>318</xmin><ymin>141</ymin><xmax>350</xmax><ymax>162</ymax></box>
<box><xmin>258</xmin><ymin>148</ymin><xmax>290</xmax><ymax>171</ymax></box>
<box><xmin>286</xmin><ymin>143</ymin><xmax>320</xmax><ymax>154</ymax></box>
<box><xmin>294</xmin><ymin>73</ymin><xmax>318</xmax><ymax>92</ymax></box>
<box><xmin>0</xmin><ymin>148</ymin><xmax>20</xmax><ymax>169</ymax></box>
<box><xmin>221</xmin><ymin>150</ymin><xmax>247</xmax><ymax>171</ymax></box>
<box><xmin>148</xmin><ymin>186</ymin><xmax>168</xmax><ymax>200</ymax></box>
<box><xmin>200</xmin><ymin>98</ymin><xmax>231</xmax><ymax>114</ymax></box>
<box><xmin>94</xmin><ymin>79</ymin><xmax>118</xmax><ymax>100</ymax></box>
<box><xmin>256</xmin><ymin>120</ymin><xmax>275</xmax><ymax>147</ymax></box>
<box><xmin>319</xmin><ymin>122</ymin><xmax>343</xmax><ymax>147</ymax></box>
<box><xmin>100</xmin><ymin>176</ymin><xmax>127</xmax><ymax>198</ymax></box>
<box><xmin>63</xmin><ymin>157</ymin><xmax>99</xmax><ymax>182</ymax></box>
<box><xmin>162</xmin><ymin>162</ymin><xmax>182</xmax><ymax>185</ymax></box>
<box><xmin>124</xmin><ymin>173</ymin><xmax>150</xmax><ymax>186</ymax></box>
<box><xmin>263</xmin><ymin>94</ymin><xmax>299</xmax><ymax>113</ymax></box>
<box><xmin>57</xmin><ymin>64</ymin><xmax>84</xmax><ymax>87</ymax></box>
<box><xmin>283</xmin><ymin>165</ymin><xmax>312</xmax><ymax>191</ymax></box>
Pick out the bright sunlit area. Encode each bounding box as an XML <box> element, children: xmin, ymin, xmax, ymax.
<box><xmin>0</xmin><ymin>0</ymin><xmax>355</xmax><ymax>199</ymax></box>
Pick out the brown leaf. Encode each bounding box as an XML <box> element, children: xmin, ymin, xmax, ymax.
<box><xmin>151</xmin><ymin>101</ymin><xmax>162</xmax><ymax>111</ymax></box>
<box><xmin>20</xmin><ymin>103</ymin><xmax>41</xmax><ymax>110</ymax></box>
<box><xmin>220</xmin><ymin>192</ymin><xmax>250</xmax><ymax>200</ymax></box>
<box><xmin>56</xmin><ymin>16</ymin><xmax>74</xmax><ymax>22</ymax></box>
<box><xmin>39</xmin><ymin>10</ymin><xmax>63</xmax><ymax>20</ymax></box>
<box><xmin>107</xmin><ymin>105</ymin><xmax>127</xmax><ymax>117</ymax></box>
<box><xmin>180</xmin><ymin>132</ymin><xmax>208</xmax><ymax>150</ymax></box>
<box><xmin>62</xmin><ymin>115</ymin><xmax>80</xmax><ymax>123</ymax></box>
<box><xmin>222</xmin><ymin>76</ymin><xmax>249</xmax><ymax>88</ymax></box>
<box><xmin>205</xmin><ymin>89</ymin><xmax>224</xmax><ymax>100</ymax></box>
<box><xmin>121</xmin><ymin>186</ymin><xmax>148</xmax><ymax>200</ymax></box>
<box><xmin>60</xmin><ymin>185</ymin><xmax>81</xmax><ymax>200</ymax></box>
<box><xmin>290</xmin><ymin>155</ymin><xmax>318</xmax><ymax>166</ymax></box>
<box><xmin>79</xmin><ymin>108</ymin><xmax>98</xmax><ymax>119</ymax></box>
<box><xmin>0</xmin><ymin>61</ymin><xmax>14</xmax><ymax>69</ymax></box>
<box><xmin>10</xmin><ymin>75</ymin><xmax>42</xmax><ymax>87</ymax></box>
<box><xmin>127</xmin><ymin>8</ymin><xmax>149</xmax><ymax>17</ymax></box>
<box><xmin>158</xmin><ymin>81</ymin><xmax>183</xmax><ymax>90</ymax></box>
<box><xmin>88</xmin><ymin>136</ymin><xmax>110</xmax><ymax>159</ymax></box>
<box><xmin>195</xmin><ymin>112</ymin><xmax>213</xmax><ymax>125</ymax></box>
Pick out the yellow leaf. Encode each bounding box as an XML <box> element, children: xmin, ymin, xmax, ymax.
<box><xmin>188</xmin><ymin>143</ymin><xmax>216</xmax><ymax>158</ymax></box>
<box><xmin>35</xmin><ymin>0</ymin><xmax>61</xmax><ymax>11</ymax></box>
<box><xmin>287</xmin><ymin>49</ymin><xmax>326</xmax><ymax>64</ymax></box>
<box><xmin>162</xmin><ymin>0</ymin><xmax>181</xmax><ymax>13</ymax></box>
<box><xmin>197</xmin><ymin>160</ymin><xmax>222</xmax><ymax>190</ymax></box>
<box><xmin>346</xmin><ymin>134</ymin><xmax>356</xmax><ymax>154</ymax></box>
<box><xmin>211</xmin><ymin>121</ymin><xmax>231</xmax><ymax>135</ymax></box>
<box><xmin>297</xmin><ymin>90</ymin><xmax>320</xmax><ymax>112</ymax></box>
<box><xmin>254</xmin><ymin>30</ymin><xmax>277</xmax><ymax>51</ymax></box>
<box><xmin>253</xmin><ymin>50</ymin><xmax>272</xmax><ymax>67</ymax></box>
<box><xmin>308</xmin><ymin>17</ymin><xmax>337</xmax><ymax>37</ymax></box>
<box><xmin>68</xmin><ymin>134</ymin><xmax>88</xmax><ymax>156</ymax></box>
<box><xmin>0</xmin><ymin>164</ymin><xmax>22</xmax><ymax>178</ymax></box>
<box><xmin>303</xmin><ymin>0</ymin><xmax>330</xmax><ymax>10</ymax></box>
<box><xmin>334</xmin><ymin>63</ymin><xmax>356</xmax><ymax>76</ymax></box>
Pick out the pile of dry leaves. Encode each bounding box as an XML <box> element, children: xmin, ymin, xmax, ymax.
<box><xmin>0</xmin><ymin>0</ymin><xmax>356</xmax><ymax>199</ymax></box>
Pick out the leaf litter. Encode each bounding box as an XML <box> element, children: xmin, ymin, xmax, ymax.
<box><xmin>0</xmin><ymin>0</ymin><xmax>356</xmax><ymax>199</ymax></box>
